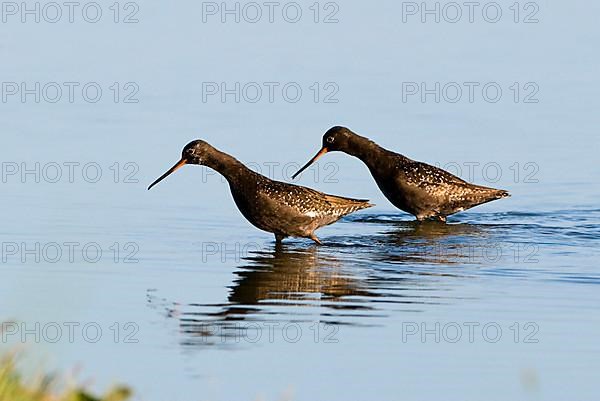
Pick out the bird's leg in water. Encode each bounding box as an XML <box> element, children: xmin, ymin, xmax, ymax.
<box><xmin>417</xmin><ymin>215</ymin><xmax>447</xmax><ymax>223</ymax></box>
<box><xmin>309</xmin><ymin>233</ymin><xmax>322</xmax><ymax>245</ymax></box>
<box><xmin>275</xmin><ymin>234</ymin><xmax>285</xmax><ymax>244</ymax></box>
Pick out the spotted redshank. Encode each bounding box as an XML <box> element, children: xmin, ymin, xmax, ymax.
<box><xmin>148</xmin><ymin>140</ymin><xmax>373</xmax><ymax>244</ymax></box>
<box><xmin>292</xmin><ymin>126</ymin><xmax>509</xmax><ymax>222</ymax></box>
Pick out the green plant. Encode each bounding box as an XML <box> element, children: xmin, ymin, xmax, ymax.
<box><xmin>0</xmin><ymin>354</ymin><xmax>132</xmax><ymax>401</ymax></box>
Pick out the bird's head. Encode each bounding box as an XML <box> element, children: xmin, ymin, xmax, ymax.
<box><xmin>148</xmin><ymin>140</ymin><xmax>213</xmax><ymax>190</ymax></box>
<box><xmin>292</xmin><ymin>126</ymin><xmax>355</xmax><ymax>179</ymax></box>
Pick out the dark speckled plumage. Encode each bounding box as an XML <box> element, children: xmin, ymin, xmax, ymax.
<box><xmin>148</xmin><ymin>140</ymin><xmax>372</xmax><ymax>244</ymax></box>
<box><xmin>293</xmin><ymin>126</ymin><xmax>510</xmax><ymax>222</ymax></box>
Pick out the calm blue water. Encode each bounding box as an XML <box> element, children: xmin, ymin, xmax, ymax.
<box><xmin>1</xmin><ymin>1</ymin><xmax>599</xmax><ymax>400</ymax></box>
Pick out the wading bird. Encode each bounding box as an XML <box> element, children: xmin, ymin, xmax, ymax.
<box><xmin>293</xmin><ymin>127</ymin><xmax>509</xmax><ymax>222</ymax></box>
<box><xmin>149</xmin><ymin>140</ymin><xmax>372</xmax><ymax>244</ymax></box>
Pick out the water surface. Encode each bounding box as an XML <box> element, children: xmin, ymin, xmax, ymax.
<box><xmin>1</xmin><ymin>1</ymin><xmax>599</xmax><ymax>400</ymax></box>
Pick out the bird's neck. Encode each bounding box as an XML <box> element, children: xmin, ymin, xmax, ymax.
<box><xmin>344</xmin><ymin>135</ymin><xmax>388</xmax><ymax>168</ymax></box>
<box><xmin>204</xmin><ymin>149</ymin><xmax>253</xmax><ymax>183</ymax></box>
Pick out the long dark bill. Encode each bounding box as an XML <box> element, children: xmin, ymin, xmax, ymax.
<box><xmin>291</xmin><ymin>147</ymin><xmax>328</xmax><ymax>179</ymax></box>
<box><xmin>147</xmin><ymin>158</ymin><xmax>187</xmax><ymax>190</ymax></box>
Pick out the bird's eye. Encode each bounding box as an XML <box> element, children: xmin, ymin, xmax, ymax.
<box><xmin>326</xmin><ymin>136</ymin><xmax>335</xmax><ymax>144</ymax></box>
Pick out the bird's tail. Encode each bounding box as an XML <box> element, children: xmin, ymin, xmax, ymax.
<box><xmin>468</xmin><ymin>186</ymin><xmax>510</xmax><ymax>207</ymax></box>
<box><xmin>492</xmin><ymin>189</ymin><xmax>511</xmax><ymax>199</ymax></box>
<box><xmin>323</xmin><ymin>194</ymin><xmax>374</xmax><ymax>214</ymax></box>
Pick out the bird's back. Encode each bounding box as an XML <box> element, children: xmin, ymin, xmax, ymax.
<box><xmin>256</xmin><ymin>177</ymin><xmax>372</xmax><ymax>219</ymax></box>
<box><xmin>367</xmin><ymin>151</ymin><xmax>509</xmax><ymax>218</ymax></box>
<box><xmin>228</xmin><ymin>172</ymin><xmax>372</xmax><ymax>237</ymax></box>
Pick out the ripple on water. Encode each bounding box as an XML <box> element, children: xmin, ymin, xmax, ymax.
<box><xmin>147</xmin><ymin>208</ymin><xmax>600</xmax><ymax>348</ymax></box>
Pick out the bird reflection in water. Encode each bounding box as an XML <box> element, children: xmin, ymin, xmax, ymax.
<box><xmin>148</xmin><ymin>218</ymin><xmax>495</xmax><ymax>348</ymax></box>
<box><xmin>378</xmin><ymin>220</ymin><xmax>488</xmax><ymax>266</ymax></box>
<box><xmin>344</xmin><ymin>215</ymin><xmax>494</xmax><ymax>268</ymax></box>
<box><xmin>151</xmin><ymin>245</ymin><xmax>377</xmax><ymax>348</ymax></box>
<box><xmin>227</xmin><ymin>244</ymin><xmax>373</xmax><ymax>306</ymax></box>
